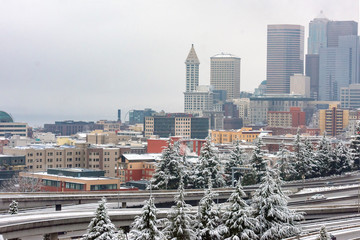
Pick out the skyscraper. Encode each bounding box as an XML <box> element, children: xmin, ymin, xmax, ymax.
<box><xmin>266</xmin><ymin>24</ymin><xmax>304</xmax><ymax>94</ymax></box>
<box><xmin>327</xmin><ymin>21</ymin><xmax>358</xmax><ymax>47</ymax></box>
<box><xmin>306</xmin><ymin>54</ymin><xmax>320</xmax><ymax>99</ymax></box>
<box><xmin>308</xmin><ymin>12</ymin><xmax>329</xmax><ymax>54</ymax></box>
<box><xmin>184</xmin><ymin>45</ymin><xmax>214</xmax><ymax>115</ymax></box>
<box><xmin>210</xmin><ymin>53</ymin><xmax>241</xmax><ymax>100</ymax></box>
<box><xmin>319</xmin><ymin>35</ymin><xmax>360</xmax><ymax>101</ymax></box>
<box><xmin>185</xmin><ymin>44</ymin><xmax>200</xmax><ymax>92</ymax></box>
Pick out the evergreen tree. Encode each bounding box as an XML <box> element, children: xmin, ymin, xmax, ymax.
<box><xmin>315</xmin><ymin>226</ymin><xmax>331</xmax><ymax>240</ymax></box>
<box><xmin>349</xmin><ymin>120</ymin><xmax>360</xmax><ymax>170</ymax></box>
<box><xmin>129</xmin><ymin>197</ymin><xmax>164</xmax><ymax>240</ymax></box>
<box><xmin>194</xmin><ymin>137</ymin><xmax>225</xmax><ymax>189</ymax></box>
<box><xmin>117</xmin><ymin>229</ymin><xmax>127</xmax><ymax>240</ymax></box>
<box><xmin>195</xmin><ymin>181</ymin><xmax>223</xmax><ymax>240</ymax></box>
<box><xmin>335</xmin><ymin>142</ymin><xmax>352</xmax><ymax>175</ymax></box>
<box><xmin>164</xmin><ymin>176</ymin><xmax>195</xmax><ymax>240</ymax></box>
<box><xmin>251</xmin><ymin>169</ymin><xmax>303</xmax><ymax>240</ymax></box>
<box><xmin>151</xmin><ymin>141</ymin><xmax>181</xmax><ymax>190</ymax></box>
<box><xmin>224</xmin><ymin>140</ymin><xmax>245</xmax><ymax>186</ymax></box>
<box><xmin>223</xmin><ymin>180</ymin><xmax>258</xmax><ymax>240</ymax></box>
<box><xmin>293</xmin><ymin>130</ymin><xmax>311</xmax><ymax>180</ymax></box>
<box><xmin>314</xmin><ymin>133</ymin><xmax>332</xmax><ymax>176</ymax></box>
<box><xmin>249</xmin><ymin>138</ymin><xmax>267</xmax><ymax>183</ymax></box>
<box><xmin>274</xmin><ymin>142</ymin><xmax>294</xmax><ymax>181</ymax></box>
<box><xmin>180</xmin><ymin>153</ymin><xmax>195</xmax><ymax>189</ymax></box>
<box><xmin>82</xmin><ymin>197</ymin><xmax>117</xmax><ymax>240</ymax></box>
<box><xmin>303</xmin><ymin>138</ymin><xmax>317</xmax><ymax>179</ymax></box>
<box><xmin>8</xmin><ymin>200</ymin><xmax>18</xmax><ymax>215</ymax></box>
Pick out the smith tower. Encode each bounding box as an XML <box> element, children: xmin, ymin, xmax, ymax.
<box><xmin>185</xmin><ymin>44</ymin><xmax>200</xmax><ymax>92</ymax></box>
<box><xmin>184</xmin><ymin>45</ymin><xmax>214</xmax><ymax>115</ymax></box>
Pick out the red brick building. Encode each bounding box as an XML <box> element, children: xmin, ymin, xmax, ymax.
<box><xmin>267</xmin><ymin>107</ymin><xmax>306</xmax><ymax>128</ymax></box>
<box><xmin>147</xmin><ymin>137</ymin><xmax>206</xmax><ymax>156</ymax></box>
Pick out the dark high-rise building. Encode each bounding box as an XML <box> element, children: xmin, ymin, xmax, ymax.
<box><xmin>306</xmin><ymin>54</ymin><xmax>320</xmax><ymax>99</ymax></box>
<box><xmin>327</xmin><ymin>21</ymin><xmax>358</xmax><ymax>47</ymax></box>
<box><xmin>266</xmin><ymin>24</ymin><xmax>304</xmax><ymax>94</ymax></box>
<box><xmin>117</xmin><ymin>109</ymin><xmax>121</xmax><ymax>122</ymax></box>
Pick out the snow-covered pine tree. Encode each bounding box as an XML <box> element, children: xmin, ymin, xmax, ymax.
<box><xmin>8</xmin><ymin>200</ymin><xmax>18</xmax><ymax>215</ymax></box>
<box><xmin>274</xmin><ymin>141</ymin><xmax>294</xmax><ymax>181</ymax></box>
<box><xmin>164</xmin><ymin>175</ymin><xmax>195</xmax><ymax>240</ymax></box>
<box><xmin>349</xmin><ymin>120</ymin><xmax>360</xmax><ymax>170</ymax></box>
<box><xmin>223</xmin><ymin>180</ymin><xmax>258</xmax><ymax>240</ymax></box>
<box><xmin>179</xmin><ymin>152</ymin><xmax>195</xmax><ymax>189</ymax></box>
<box><xmin>315</xmin><ymin>226</ymin><xmax>331</xmax><ymax>240</ymax></box>
<box><xmin>251</xmin><ymin>169</ymin><xmax>303</xmax><ymax>240</ymax></box>
<box><xmin>293</xmin><ymin>130</ymin><xmax>311</xmax><ymax>180</ymax></box>
<box><xmin>82</xmin><ymin>197</ymin><xmax>117</xmax><ymax>240</ymax></box>
<box><xmin>224</xmin><ymin>140</ymin><xmax>245</xmax><ymax>186</ymax></box>
<box><xmin>334</xmin><ymin>142</ymin><xmax>352</xmax><ymax>175</ymax></box>
<box><xmin>193</xmin><ymin>137</ymin><xmax>225</xmax><ymax>189</ymax></box>
<box><xmin>249</xmin><ymin>138</ymin><xmax>267</xmax><ymax>183</ymax></box>
<box><xmin>303</xmin><ymin>138</ymin><xmax>317</xmax><ymax>179</ymax></box>
<box><xmin>117</xmin><ymin>229</ymin><xmax>127</xmax><ymax>240</ymax></box>
<box><xmin>195</xmin><ymin>180</ymin><xmax>223</xmax><ymax>240</ymax></box>
<box><xmin>151</xmin><ymin>140</ymin><xmax>181</xmax><ymax>190</ymax></box>
<box><xmin>314</xmin><ymin>133</ymin><xmax>332</xmax><ymax>176</ymax></box>
<box><xmin>129</xmin><ymin>197</ymin><xmax>164</xmax><ymax>240</ymax></box>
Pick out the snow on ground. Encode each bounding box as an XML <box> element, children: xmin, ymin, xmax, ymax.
<box><xmin>295</xmin><ymin>184</ymin><xmax>360</xmax><ymax>194</ymax></box>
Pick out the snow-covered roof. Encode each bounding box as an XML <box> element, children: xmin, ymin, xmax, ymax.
<box><xmin>13</xmin><ymin>144</ymin><xmax>76</xmax><ymax>150</ymax></box>
<box><xmin>28</xmin><ymin>171</ymin><xmax>115</xmax><ymax>182</ymax></box>
<box><xmin>122</xmin><ymin>153</ymin><xmax>162</xmax><ymax>161</ymax></box>
<box><xmin>211</xmin><ymin>52</ymin><xmax>239</xmax><ymax>58</ymax></box>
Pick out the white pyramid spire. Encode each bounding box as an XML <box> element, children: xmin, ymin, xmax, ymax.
<box><xmin>185</xmin><ymin>44</ymin><xmax>200</xmax><ymax>64</ymax></box>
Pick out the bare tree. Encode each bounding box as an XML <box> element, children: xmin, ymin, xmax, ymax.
<box><xmin>0</xmin><ymin>175</ymin><xmax>43</xmax><ymax>192</ymax></box>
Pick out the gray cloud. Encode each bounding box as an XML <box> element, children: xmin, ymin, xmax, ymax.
<box><xmin>0</xmin><ymin>0</ymin><xmax>358</xmax><ymax>126</ymax></box>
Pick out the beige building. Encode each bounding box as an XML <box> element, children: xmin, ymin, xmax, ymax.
<box><xmin>290</xmin><ymin>74</ymin><xmax>310</xmax><ymax>97</ymax></box>
<box><xmin>3</xmin><ymin>143</ymin><xmax>131</xmax><ymax>179</ymax></box>
<box><xmin>267</xmin><ymin>112</ymin><xmax>292</xmax><ymax>127</ymax></box>
<box><xmin>210</xmin><ymin>53</ymin><xmax>241</xmax><ymax>100</ymax></box>
<box><xmin>233</xmin><ymin>98</ymin><xmax>250</xmax><ymax>126</ymax></box>
<box><xmin>96</xmin><ymin>120</ymin><xmax>121</xmax><ymax>132</ymax></box>
<box><xmin>0</xmin><ymin>122</ymin><xmax>29</xmax><ymax>137</ymax></box>
<box><xmin>210</xmin><ymin>128</ymin><xmax>271</xmax><ymax>144</ymax></box>
<box><xmin>319</xmin><ymin>104</ymin><xmax>349</xmax><ymax>136</ymax></box>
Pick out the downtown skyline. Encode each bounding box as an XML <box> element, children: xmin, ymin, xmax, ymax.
<box><xmin>0</xmin><ymin>0</ymin><xmax>358</xmax><ymax>126</ymax></box>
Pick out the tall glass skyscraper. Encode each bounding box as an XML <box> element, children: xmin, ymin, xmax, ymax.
<box><xmin>319</xmin><ymin>36</ymin><xmax>360</xmax><ymax>101</ymax></box>
<box><xmin>327</xmin><ymin>21</ymin><xmax>358</xmax><ymax>47</ymax></box>
<box><xmin>266</xmin><ymin>24</ymin><xmax>304</xmax><ymax>94</ymax></box>
<box><xmin>308</xmin><ymin>12</ymin><xmax>329</xmax><ymax>54</ymax></box>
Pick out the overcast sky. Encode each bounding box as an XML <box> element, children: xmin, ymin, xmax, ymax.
<box><xmin>0</xmin><ymin>0</ymin><xmax>359</xmax><ymax>126</ymax></box>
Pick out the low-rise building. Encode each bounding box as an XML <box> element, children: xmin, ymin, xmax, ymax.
<box><xmin>147</xmin><ymin>136</ymin><xmax>205</xmax><ymax>156</ymax></box>
<box><xmin>20</xmin><ymin>168</ymin><xmax>127</xmax><ymax>192</ymax></box>
<box><xmin>44</xmin><ymin>121</ymin><xmax>103</xmax><ymax>136</ymax></box>
<box><xmin>96</xmin><ymin>120</ymin><xmax>121</xmax><ymax>132</ymax></box>
<box><xmin>267</xmin><ymin>107</ymin><xmax>306</xmax><ymax>128</ymax></box>
<box><xmin>249</xmin><ymin>94</ymin><xmax>313</xmax><ymax>125</ymax></box>
<box><xmin>120</xmin><ymin>154</ymin><xmax>159</xmax><ymax>182</ymax></box>
<box><xmin>210</xmin><ymin>128</ymin><xmax>272</xmax><ymax>144</ymax></box>
<box><xmin>340</xmin><ymin>84</ymin><xmax>360</xmax><ymax>109</ymax></box>
<box><xmin>144</xmin><ymin>114</ymin><xmax>209</xmax><ymax>139</ymax></box>
<box><xmin>0</xmin><ymin>122</ymin><xmax>29</xmax><ymax>138</ymax></box>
